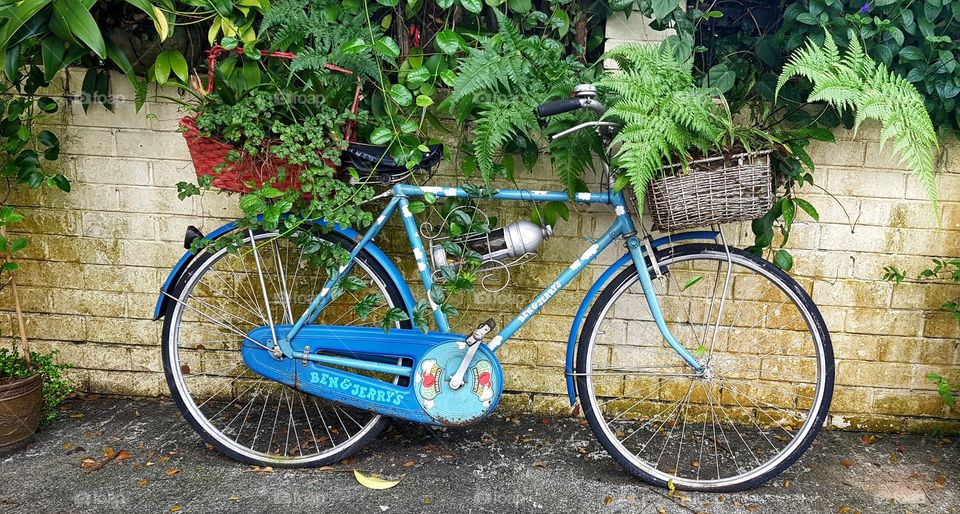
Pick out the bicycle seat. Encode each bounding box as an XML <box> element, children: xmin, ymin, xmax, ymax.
<box><xmin>345</xmin><ymin>143</ymin><xmax>444</xmax><ymax>184</ymax></box>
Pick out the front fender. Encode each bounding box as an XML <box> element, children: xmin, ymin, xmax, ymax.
<box><xmin>152</xmin><ymin>220</ymin><xmax>416</xmax><ymax>320</ymax></box>
<box><xmin>564</xmin><ymin>231</ymin><xmax>719</xmax><ymax>406</ymax></box>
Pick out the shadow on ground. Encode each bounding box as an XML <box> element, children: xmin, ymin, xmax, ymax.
<box><xmin>0</xmin><ymin>397</ymin><xmax>957</xmax><ymax>513</ymax></box>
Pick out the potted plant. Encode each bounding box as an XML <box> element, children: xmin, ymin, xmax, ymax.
<box><xmin>0</xmin><ymin>65</ymin><xmax>74</xmax><ymax>454</ymax></box>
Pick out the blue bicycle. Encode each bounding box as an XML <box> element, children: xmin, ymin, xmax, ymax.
<box><xmin>155</xmin><ymin>86</ymin><xmax>833</xmax><ymax>491</ymax></box>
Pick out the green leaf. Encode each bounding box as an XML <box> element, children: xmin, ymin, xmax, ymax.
<box><xmin>8</xmin><ymin>237</ymin><xmax>28</xmax><ymax>253</ymax></box>
<box><xmin>52</xmin><ymin>0</ymin><xmax>106</xmax><ymax>58</ymax></box>
<box><xmin>241</xmin><ymin>60</ymin><xmax>260</xmax><ymax>89</ymax></box>
<box><xmin>704</xmin><ymin>64</ymin><xmax>735</xmax><ymax>94</ymax></box>
<box><xmin>507</xmin><ymin>0</ymin><xmax>531</xmax><ymax>13</ymax></box>
<box><xmin>434</xmin><ymin>30</ymin><xmax>463</xmax><ymax>55</ymax></box>
<box><xmin>153</xmin><ymin>50</ymin><xmax>171</xmax><ymax>83</ymax></box>
<box><xmin>37</xmin><ymin>130</ymin><xmax>58</xmax><ymax>148</ymax></box>
<box><xmin>37</xmin><ymin>97</ymin><xmax>58</xmax><ymax>113</ymax></box>
<box><xmin>682</xmin><ymin>275</ymin><xmax>703</xmax><ymax>291</ymax></box>
<box><xmin>341</xmin><ymin>37</ymin><xmax>367</xmax><ymax>55</ymax></box>
<box><xmin>370</xmin><ymin>127</ymin><xmax>393</xmax><ymax>144</ymax></box>
<box><xmin>651</xmin><ymin>0</ymin><xmax>681</xmax><ymax>21</ymax></box>
<box><xmin>221</xmin><ymin>36</ymin><xmax>240</xmax><ymax>50</ymax></box>
<box><xmin>795</xmin><ymin>12</ymin><xmax>819</xmax><ymax>25</ymax></box>
<box><xmin>41</xmin><ymin>38</ymin><xmax>67</xmax><ymax>83</ymax></box>
<box><xmin>436</xmin><ymin>0</ymin><xmax>454</xmax><ymax>8</ymax></box>
<box><xmin>773</xmin><ymin>249</ymin><xmax>794</xmax><ymax>271</ymax></box>
<box><xmin>50</xmin><ymin>174</ymin><xmax>70</xmax><ymax>192</ymax></box>
<box><xmin>0</xmin><ymin>0</ymin><xmax>54</xmax><ymax>52</ymax></box>
<box><xmin>549</xmin><ymin>9</ymin><xmax>570</xmax><ymax>36</ymax></box>
<box><xmin>461</xmin><ymin>0</ymin><xmax>483</xmax><ymax>13</ymax></box>
<box><xmin>389</xmin><ymin>83</ymin><xmax>412</xmax><ymax>107</ymax></box>
<box><xmin>415</xmin><ymin>95</ymin><xmax>434</xmax><ymax>107</ymax></box>
<box><xmin>340</xmin><ymin>275</ymin><xmax>367</xmax><ymax>293</ymax></box>
<box><xmin>380</xmin><ymin>306</ymin><xmax>410</xmax><ymax>332</ymax></box>
<box><xmin>160</xmin><ymin>49</ymin><xmax>188</xmax><ymax>82</ymax></box>
<box><xmin>407</xmin><ymin>201</ymin><xmax>426</xmax><ymax>214</ymax></box>
<box><xmin>243</xmin><ymin>44</ymin><xmax>261</xmax><ymax>61</ymax></box>
<box><xmin>376</xmin><ymin>0</ymin><xmax>399</xmax><ymax>6</ymax></box>
<box><xmin>794</xmin><ymin>198</ymin><xmax>819</xmax><ymax>221</ymax></box>
<box><xmin>374</xmin><ymin>36</ymin><xmax>400</xmax><ymax>59</ymax></box>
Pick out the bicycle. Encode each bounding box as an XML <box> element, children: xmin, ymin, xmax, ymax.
<box><xmin>154</xmin><ymin>84</ymin><xmax>833</xmax><ymax>492</ymax></box>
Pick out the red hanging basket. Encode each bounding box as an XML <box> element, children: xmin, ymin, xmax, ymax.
<box><xmin>181</xmin><ymin>46</ymin><xmax>362</xmax><ymax>194</ymax></box>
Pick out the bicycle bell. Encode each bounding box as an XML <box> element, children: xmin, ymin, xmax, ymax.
<box><xmin>431</xmin><ymin>221</ymin><xmax>553</xmax><ymax>268</ymax></box>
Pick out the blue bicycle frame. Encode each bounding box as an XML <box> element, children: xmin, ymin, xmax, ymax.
<box><xmin>269</xmin><ymin>183</ymin><xmax>707</xmax><ymax>377</ymax></box>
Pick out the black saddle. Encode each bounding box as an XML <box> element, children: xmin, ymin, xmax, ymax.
<box><xmin>344</xmin><ymin>143</ymin><xmax>444</xmax><ymax>184</ymax></box>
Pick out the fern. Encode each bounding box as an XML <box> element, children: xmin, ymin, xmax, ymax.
<box><xmin>442</xmin><ymin>12</ymin><xmax>588</xmax><ymax>185</ymax></box>
<box><xmin>777</xmin><ymin>30</ymin><xmax>939</xmax><ymax>210</ymax></box>
<box><xmin>598</xmin><ymin>44</ymin><xmax>736</xmax><ymax>213</ymax></box>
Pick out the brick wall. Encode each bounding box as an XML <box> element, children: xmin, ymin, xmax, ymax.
<box><xmin>1</xmin><ymin>28</ymin><xmax>958</xmax><ymax>432</ymax></box>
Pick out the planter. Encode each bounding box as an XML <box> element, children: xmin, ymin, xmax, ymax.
<box><xmin>0</xmin><ymin>373</ymin><xmax>43</xmax><ymax>453</ymax></box>
<box><xmin>646</xmin><ymin>150</ymin><xmax>773</xmax><ymax>231</ymax></box>
<box><xmin>180</xmin><ymin>116</ymin><xmax>312</xmax><ymax>193</ymax></box>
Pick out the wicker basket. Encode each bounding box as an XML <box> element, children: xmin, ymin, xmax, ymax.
<box><xmin>646</xmin><ymin>150</ymin><xmax>774</xmax><ymax>231</ymax></box>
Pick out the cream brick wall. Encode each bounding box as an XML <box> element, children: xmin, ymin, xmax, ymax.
<box><xmin>1</xmin><ymin>32</ymin><xmax>958</xmax><ymax>432</ymax></box>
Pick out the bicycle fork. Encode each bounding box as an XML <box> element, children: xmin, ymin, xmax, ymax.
<box><xmin>625</xmin><ymin>235</ymin><xmax>704</xmax><ymax>374</ymax></box>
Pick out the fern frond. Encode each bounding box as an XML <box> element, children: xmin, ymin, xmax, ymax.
<box><xmin>778</xmin><ymin>29</ymin><xmax>940</xmax><ymax>213</ymax></box>
<box><xmin>471</xmin><ymin>99</ymin><xmax>537</xmax><ymax>182</ymax></box>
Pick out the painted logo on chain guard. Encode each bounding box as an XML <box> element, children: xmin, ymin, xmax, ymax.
<box><xmin>241</xmin><ymin>325</ymin><xmax>502</xmax><ymax>426</ymax></box>
<box><xmin>414</xmin><ymin>342</ymin><xmax>503</xmax><ymax>425</ymax></box>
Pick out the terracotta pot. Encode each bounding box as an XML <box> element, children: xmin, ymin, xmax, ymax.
<box><xmin>0</xmin><ymin>373</ymin><xmax>43</xmax><ymax>453</ymax></box>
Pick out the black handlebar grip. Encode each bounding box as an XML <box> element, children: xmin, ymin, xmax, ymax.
<box><xmin>535</xmin><ymin>98</ymin><xmax>584</xmax><ymax>118</ymax></box>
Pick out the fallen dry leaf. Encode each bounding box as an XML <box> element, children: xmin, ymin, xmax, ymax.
<box><xmin>63</xmin><ymin>443</ymin><xmax>73</xmax><ymax>450</ymax></box>
<box><xmin>783</xmin><ymin>479</ymin><xmax>792</xmax><ymax>488</ymax></box>
<box><xmin>838</xmin><ymin>506</ymin><xmax>852</xmax><ymax>514</ymax></box>
<box><xmin>165</xmin><ymin>469</ymin><xmax>179</xmax><ymax>476</ymax></box>
<box><xmin>116</xmin><ymin>450</ymin><xmax>131</xmax><ymax>461</ymax></box>
<box><xmin>532</xmin><ymin>461</ymin><xmax>546</xmax><ymax>468</ymax></box>
<box><xmin>603</xmin><ymin>496</ymin><xmax>613</xmax><ymax>506</ymax></box>
<box><xmin>354</xmin><ymin>469</ymin><xmax>399</xmax><ymax>490</ymax></box>
<box><xmin>228</xmin><ymin>496</ymin><xmax>239</xmax><ymax>501</ymax></box>
<box><xmin>137</xmin><ymin>480</ymin><xmax>148</xmax><ymax>488</ymax></box>
<box><xmin>80</xmin><ymin>458</ymin><xmax>97</xmax><ymax>469</ymax></box>
<box><xmin>910</xmin><ymin>472</ymin><xmax>921</xmax><ymax>479</ymax></box>
<box><xmin>889</xmin><ymin>454</ymin><xmax>897</xmax><ymax>462</ymax></box>
<box><xmin>746</xmin><ymin>505</ymin><xmax>759</xmax><ymax>511</ymax></box>
<box><xmin>839</xmin><ymin>459</ymin><xmax>852</xmax><ymax>469</ymax></box>
<box><xmin>860</xmin><ymin>434</ymin><xmax>880</xmax><ymax>445</ymax></box>
<box><xmin>935</xmin><ymin>475</ymin><xmax>946</xmax><ymax>488</ymax></box>
<box><xmin>170</xmin><ymin>505</ymin><xmax>181</xmax><ymax>512</ymax></box>
<box><xmin>691</xmin><ymin>460</ymin><xmax>700</xmax><ymax>468</ymax></box>
<box><xmin>402</xmin><ymin>460</ymin><xmax>415</xmax><ymax>468</ymax></box>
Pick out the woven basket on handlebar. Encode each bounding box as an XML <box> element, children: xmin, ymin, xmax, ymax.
<box><xmin>646</xmin><ymin>150</ymin><xmax>774</xmax><ymax>231</ymax></box>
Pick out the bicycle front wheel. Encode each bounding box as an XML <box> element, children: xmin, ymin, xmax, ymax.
<box><xmin>576</xmin><ymin>243</ymin><xmax>833</xmax><ymax>491</ymax></box>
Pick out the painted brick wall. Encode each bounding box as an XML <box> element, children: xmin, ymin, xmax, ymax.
<box><xmin>1</xmin><ymin>19</ymin><xmax>958</xmax><ymax>432</ymax></box>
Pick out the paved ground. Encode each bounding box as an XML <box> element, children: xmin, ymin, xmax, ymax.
<box><xmin>0</xmin><ymin>397</ymin><xmax>957</xmax><ymax>513</ymax></box>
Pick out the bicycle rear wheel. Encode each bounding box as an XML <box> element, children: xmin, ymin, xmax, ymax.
<box><xmin>576</xmin><ymin>243</ymin><xmax>833</xmax><ymax>491</ymax></box>
<box><xmin>161</xmin><ymin>228</ymin><xmax>408</xmax><ymax>467</ymax></box>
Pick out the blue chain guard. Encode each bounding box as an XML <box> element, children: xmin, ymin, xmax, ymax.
<box><xmin>241</xmin><ymin>325</ymin><xmax>503</xmax><ymax>427</ymax></box>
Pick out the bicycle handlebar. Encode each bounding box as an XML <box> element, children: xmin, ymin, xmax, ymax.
<box><xmin>535</xmin><ymin>98</ymin><xmax>586</xmax><ymax>118</ymax></box>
